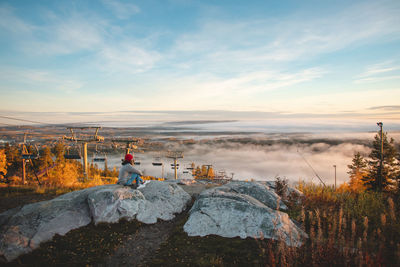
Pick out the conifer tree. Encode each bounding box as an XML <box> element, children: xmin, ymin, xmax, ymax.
<box><xmin>363</xmin><ymin>132</ymin><xmax>398</xmax><ymax>191</ymax></box>
<box><xmin>53</xmin><ymin>142</ymin><xmax>65</xmax><ymax>162</ymax></box>
<box><xmin>347</xmin><ymin>152</ymin><xmax>368</xmax><ymax>192</ymax></box>
<box><xmin>39</xmin><ymin>146</ymin><xmax>54</xmax><ymax>170</ymax></box>
<box><xmin>207</xmin><ymin>167</ymin><xmax>215</xmax><ymax>179</ymax></box>
<box><xmin>0</xmin><ymin>149</ymin><xmax>7</xmax><ymax>178</ymax></box>
<box><xmin>4</xmin><ymin>144</ymin><xmax>21</xmax><ymax>176</ymax></box>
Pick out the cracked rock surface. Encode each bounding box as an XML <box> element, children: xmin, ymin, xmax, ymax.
<box><xmin>0</xmin><ymin>181</ymin><xmax>191</xmax><ymax>262</ymax></box>
<box><xmin>183</xmin><ymin>181</ymin><xmax>307</xmax><ymax>246</ymax></box>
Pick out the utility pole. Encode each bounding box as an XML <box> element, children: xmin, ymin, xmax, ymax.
<box><xmin>333</xmin><ymin>165</ymin><xmax>337</xmax><ymax>190</ymax></box>
<box><xmin>377</xmin><ymin>122</ymin><xmax>383</xmax><ymax>190</ymax></box>
<box><xmin>167</xmin><ymin>151</ymin><xmax>183</xmax><ymax>180</ymax></box>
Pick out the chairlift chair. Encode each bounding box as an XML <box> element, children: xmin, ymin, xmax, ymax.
<box><xmin>134</xmin><ymin>157</ymin><xmax>141</xmax><ymax>165</ymax></box>
<box><xmin>64</xmin><ymin>145</ymin><xmax>82</xmax><ymax>160</ymax></box>
<box><xmin>152</xmin><ymin>157</ymin><xmax>163</xmax><ymax>166</ymax></box>
<box><xmin>21</xmin><ymin>154</ymin><xmax>39</xmax><ymax>160</ymax></box>
<box><xmin>21</xmin><ymin>144</ymin><xmax>40</xmax><ymax>160</ymax></box>
<box><xmin>93</xmin><ymin>152</ymin><xmax>107</xmax><ymax>162</ymax></box>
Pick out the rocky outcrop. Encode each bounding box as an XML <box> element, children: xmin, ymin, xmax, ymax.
<box><xmin>183</xmin><ymin>181</ymin><xmax>307</xmax><ymax>247</ymax></box>
<box><xmin>0</xmin><ymin>181</ymin><xmax>191</xmax><ymax>262</ymax></box>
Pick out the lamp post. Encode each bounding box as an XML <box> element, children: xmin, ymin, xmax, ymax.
<box><xmin>377</xmin><ymin>122</ymin><xmax>383</xmax><ymax>190</ymax></box>
<box><xmin>333</xmin><ymin>165</ymin><xmax>337</xmax><ymax>190</ymax></box>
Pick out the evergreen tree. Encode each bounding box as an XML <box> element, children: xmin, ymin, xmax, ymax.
<box><xmin>194</xmin><ymin>166</ymin><xmax>201</xmax><ymax>179</ymax></box>
<box><xmin>363</xmin><ymin>132</ymin><xmax>398</xmax><ymax>191</ymax></box>
<box><xmin>347</xmin><ymin>152</ymin><xmax>368</xmax><ymax>192</ymax></box>
<box><xmin>103</xmin><ymin>160</ymin><xmax>110</xmax><ymax>176</ymax></box>
<box><xmin>207</xmin><ymin>167</ymin><xmax>215</xmax><ymax>179</ymax></box>
<box><xmin>201</xmin><ymin>165</ymin><xmax>207</xmax><ymax>177</ymax></box>
<box><xmin>38</xmin><ymin>146</ymin><xmax>54</xmax><ymax>170</ymax></box>
<box><xmin>0</xmin><ymin>149</ymin><xmax>7</xmax><ymax>178</ymax></box>
<box><xmin>53</xmin><ymin>142</ymin><xmax>65</xmax><ymax>162</ymax></box>
<box><xmin>4</xmin><ymin>144</ymin><xmax>21</xmax><ymax>176</ymax></box>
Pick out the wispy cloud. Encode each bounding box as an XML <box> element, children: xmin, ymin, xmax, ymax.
<box><xmin>98</xmin><ymin>43</ymin><xmax>161</xmax><ymax>74</ymax></box>
<box><xmin>0</xmin><ymin>5</ymin><xmax>34</xmax><ymax>34</ymax></box>
<box><xmin>354</xmin><ymin>61</ymin><xmax>400</xmax><ymax>84</ymax></box>
<box><xmin>172</xmin><ymin>1</ymin><xmax>400</xmax><ymax>72</ymax></box>
<box><xmin>101</xmin><ymin>0</ymin><xmax>140</xmax><ymax>19</ymax></box>
<box><xmin>369</xmin><ymin>105</ymin><xmax>400</xmax><ymax>111</ymax></box>
<box><xmin>0</xmin><ymin>67</ymin><xmax>83</xmax><ymax>93</ymax></box>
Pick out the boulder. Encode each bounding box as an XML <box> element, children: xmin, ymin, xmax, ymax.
<box><xmin>183</xmin><ymin>181</ymin><xmax>307</xmax><ymax>247</ymax></box>
<box><xmin>201</xmin><ymin>181</ymin><xmax>287</xmax><ymax>210</ymax></box>
<box><xmin>0</xmin><ymin>181</ymin><xmax>191</xmax><ymax>262</ymax></box>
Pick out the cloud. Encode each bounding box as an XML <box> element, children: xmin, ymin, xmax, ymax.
<box><xmin>369</xmin><ymin>105</ymin><xmax>400</xmax><ymax>111</ymax></box>
<box><xmin>354</xmin><ymin>61</ymin><xmax>400</xmax><ymax>84</ymax></box>
<box><xmin>172</xmin><ymin>1</ymin><xmax>400</xmax><ymax>72</ymax></box>
<box><xmin>0</xmin><ymin>5</ymin><xmax>34</xmax><ymax>34</ymax></box>
<box><xmin>98</xmin><ymin>43</ymin><xmax>161</xmax><ymax>74</ymax></box>
<box><xmin>101</xmin><ymin>0</ymin><xmax>140</xmax><ymax>19</ymax></box>
<box><xmin>0</xmin><ymin>67</ymin><xmax>83</xmax><ymax>93</ymax></box>
<box><xmin>0</xmin><ymin>4</ymin><xmax>159</xmax><ymax>74</ymax></box>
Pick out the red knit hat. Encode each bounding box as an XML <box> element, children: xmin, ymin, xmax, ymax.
<box><xmin>124</xmin><ymin>154</ymin><xmax>134</xmax><ymax>162</ymax></box>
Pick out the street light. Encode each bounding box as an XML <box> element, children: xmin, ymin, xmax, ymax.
<box><xmin>377</xmin><ymin>122</ymin><xmax>383</xmax><ymax>190</ymax></box>
<box><xmin>333</xmin><ymin>165</ymin><xmax>337</xmax><ymax>190</ymax></box>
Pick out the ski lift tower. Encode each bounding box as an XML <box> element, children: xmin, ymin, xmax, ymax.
<box><xmin>63</xmin><ymin>127</ymin><xmax>104</xmax><ymax>179</ymax></box>
<box><xmin>20</xmin><ymin>132</ymin><xmax>41</xmax><ymax>185</ymax></box>
<box><xmin>166</xmin><ymin>151</ymin><xmax>183</xmax><ymax>180</ymax></box>
<box><xmin>111</xmin><ymin>138</ymin><xmax>139</xmax><ymax>156</ymax></box>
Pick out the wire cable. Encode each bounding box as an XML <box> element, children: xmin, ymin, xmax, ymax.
<box><xmin>297</xmin><ymin>148</ymin><xmax>326</xmax><ymax>187</ymax></box>
<box><xmin>0</xmin><ymin>115</ymin><xmax>47</xmax><ymax>125</ymax></box>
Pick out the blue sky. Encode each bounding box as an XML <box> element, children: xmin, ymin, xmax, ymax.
<box><xmin>0</xmin><ymin>0</ymin><xmax>400</xmax><ymax>124</ymax></box>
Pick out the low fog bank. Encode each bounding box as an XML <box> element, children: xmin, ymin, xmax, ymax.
<box><xmin>182</xmin><ymin>142</ymin><xmax>371</xmax><ymax>185</ymax></box>
<box><xmin>99</xmin><ymin>131</ymin><xmax>400</xmax><ymax>185</ymax></box>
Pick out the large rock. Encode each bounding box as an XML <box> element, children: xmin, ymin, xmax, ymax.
<box><xmin>200</xmin><ymin>181</ymin><xmax>287</xmax><ymax>210</ymax></box>
<box><xmin>183</xmin><ymin>181</ymin><xmax>307</xmax><ymax>247</ymax></box>
<box><xmin>0</xmin><ymin>181</ymin><xmax>191</xmax><ymax>262</ymax></box>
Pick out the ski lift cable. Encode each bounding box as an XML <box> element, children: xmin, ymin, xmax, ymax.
<box><xmin>0</xmin><ymin>115</ymin><xmax>46</xmax><ymax>125</ymax></box>
<box><xmin>297</xmin><ymin>148</ymin><xmax>326</xmax><ymax>187</ymax></box>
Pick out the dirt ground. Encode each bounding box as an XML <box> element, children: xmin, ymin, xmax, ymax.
<box><xmin>0</xmin><ymin>183</ymin><xmax>211</xmax><ymax>266</ymax></box>
<box><xmin>0</xmin><ymin>186</ymin><xmax>58</xmax><ymax>213</ymax></box>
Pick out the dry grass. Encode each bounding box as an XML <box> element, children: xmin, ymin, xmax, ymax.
<box><xmin>253</xmin><ymin>183</ymin><xmax>400</xmax><ymax>266</ymax></box>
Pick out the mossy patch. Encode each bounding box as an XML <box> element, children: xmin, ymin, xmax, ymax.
<box><xmin>6</xmin><ymin>219</ymin><xmax>142</xmax><ymax>266</ymax></box>
<box><xmin>147</xmin><ymin>213</ymin><xmax>269</xmax><ymax>267</ymax></box>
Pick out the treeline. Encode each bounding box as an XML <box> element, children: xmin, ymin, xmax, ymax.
<box><xmin>344</xmin><ymin>129</ymin><xmax>400</xmax><ymax>193</ymax></box>
<box><xmin>0</xmin><ymin>142</ymin><xmax>118</xmax><ymax>187</ymax></box>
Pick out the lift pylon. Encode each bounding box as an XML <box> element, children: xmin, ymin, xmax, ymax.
<box><xmin>62</xmin><ymin>127</ymin><xmax>104</xmax><ymax>179</ymax></box>
<box><xmin>166</xmin><ymin>151</ymin><xmax>183</xmax><ymax>180</ymax></box>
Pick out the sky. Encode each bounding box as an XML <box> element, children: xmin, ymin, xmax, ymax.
<box><xmin>0</xmin><ymin>0</ymin><xmax>400</xmax><ymax>124</ymax></box>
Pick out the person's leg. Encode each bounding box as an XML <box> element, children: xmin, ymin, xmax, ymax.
<box><xmin>125</xmin><ymin>173</ymin><xmax>138</xmax><ymax>186</ymax></box>
<box><xmin>135</xmin><ymin>175</ymin><xmax>142</xmax><ymax>186</ymax></box>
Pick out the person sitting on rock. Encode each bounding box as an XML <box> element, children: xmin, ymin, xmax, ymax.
<box><xmin>117</xmin><ymin>154</ymin><xmax>144</xmax><ymax>188</ymax></box>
